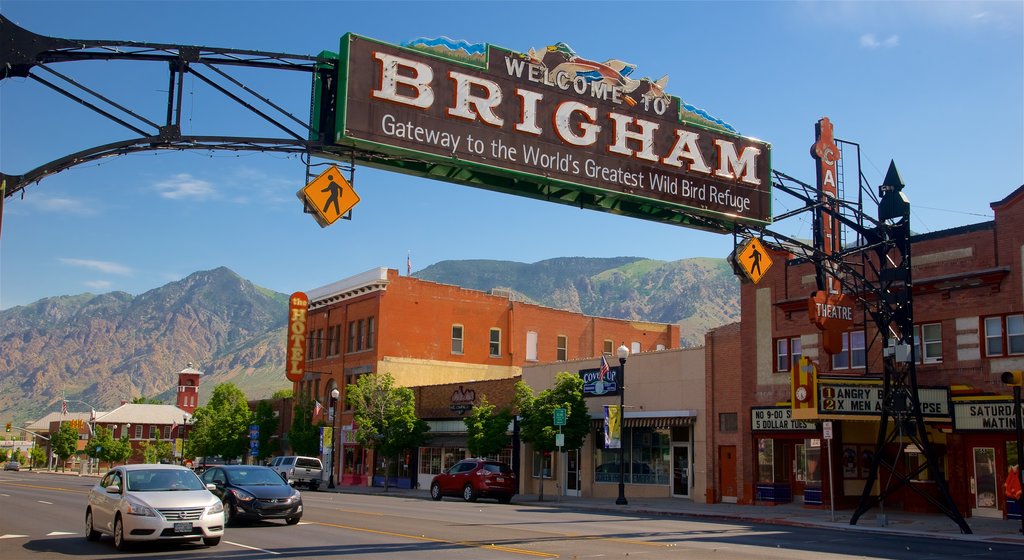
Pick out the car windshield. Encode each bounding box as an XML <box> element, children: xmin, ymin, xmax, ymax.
<box><xmin>126</xmin><ymin>469</ymin><xmax>206</xmax><ymax>492</ymax></box>
<box><xmin>228</xmin><ymin>468</ymin><xmax>288</xmax><ymax>486</ymax></box>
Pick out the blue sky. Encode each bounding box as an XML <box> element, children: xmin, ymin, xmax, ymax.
<box><xmin>1</xmin><ymin>1</ymin><xmax>1021</xmax><ymax>309</ymax></box>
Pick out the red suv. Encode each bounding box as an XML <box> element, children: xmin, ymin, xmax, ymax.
<box><xmin>429</xmin><ymin>459</ymin><xmax>517</xmax><ymax>504</ymax></box>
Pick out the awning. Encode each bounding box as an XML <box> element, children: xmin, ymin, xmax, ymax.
<box><xmin>590</xmin><ymin>416</ymin><xmax>696</xmax><ymax>429</ymax></box>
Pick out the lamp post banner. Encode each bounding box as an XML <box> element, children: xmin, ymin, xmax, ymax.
<box><xmin>605</xmin><ymin>405</ymin><xmax>621</xmax><ymax>449</ymax></box>
<box><xmin>335</xmin><ymin>35</ymin><xmax>772</xmax><ymax>228</ymax></box>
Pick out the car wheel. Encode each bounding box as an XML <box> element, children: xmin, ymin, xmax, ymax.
<box><xmin>430</xmin><ymin>483</ymin><xmax>442</xmax><ymax>501</ymax></box>
<box><xmin>462</xmin><ymin>484</ymin><xmax>477</xmax><ymax>502</ymax></box>
<box><xmin>309</xmin><ymin>480</ymin><xmax>320</xmax><ymax>491</ymax></box>
<box><xmin>223</xmin><ymin>499</ymin><xmax>235</xmax><ymax>526</ymax></box>
<box><xmin>113</xmin><ymin>515</ymin><xmax>128</xmax><ymax>550</ymax></box>
<box><xmin>498</xmin><ymin>494</ymin><xmax>513</xmax><ymax>504</ymax></box>
<box><xmin>286</xmin><ymin>516</ymin><xmax>300</xmax><ymax>525</ymax></box>
<box><xmin>203</xmin><ymin>536</ymin><xmax>221</xmax><ymax>546</ymax></box>
<box><xmin>84</xmin><ymin>508</ymin><xmax>100</xmax><ymax>541</ymax></box>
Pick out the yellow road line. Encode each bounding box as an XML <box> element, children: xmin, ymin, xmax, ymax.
<box><xmin>0</xmin><ymin>481</ymin><xmax>88</xmax><ymax>494</ymax></box>
<box><xmin>311</xmin><ymin>521</ymin><xmax>559</xmax><ymax>558</ymax></box>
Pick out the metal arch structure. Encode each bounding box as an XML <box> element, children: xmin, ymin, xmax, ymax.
<box><xmin>1</xmin><ymin>15</ymin><xmax>969</xmax><ymax>533</ymax></box>
<box><xmin>0</xmin><ymin>14</ymin><xmax>343</xmax><ymax>202</ymax></box>
<box><xmin>733</xmin><ymin>151</ymin><xmax>971</xmax><ymax>534</ymax></box>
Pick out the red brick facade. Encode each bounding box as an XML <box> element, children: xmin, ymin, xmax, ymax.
<box><xmin>707</xmin><ymin>184</ymin><xmax>1024</xmax><ymax>518</ymax></box>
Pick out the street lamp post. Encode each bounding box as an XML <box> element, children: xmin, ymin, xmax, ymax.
<box><xmin>328</xmin><ymin>388</ymin><xmax>340</xmax><ymax>489</ymax></box>
<box><xmin>616</xmin><ymin>344</ymin><xmax>629</xmax><ymax>506</ymax></box>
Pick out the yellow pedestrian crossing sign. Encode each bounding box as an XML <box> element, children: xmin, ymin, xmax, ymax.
<box><xmin>737</xmin><ymin>238</ymin><xmax>772</xmax><ymax>284</ymax></box>
<box><xmin>297</xmin><ymin>165</ymin><xmax>360</xmax><ymax>227</ymax></box>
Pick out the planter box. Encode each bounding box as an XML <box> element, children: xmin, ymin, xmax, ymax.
<box><xmin>755</xmin><ymin>483</ymin><xmax>792</xmax><ymax>504</ymax></box>
<box><xmin>1009</xmin><ymin>499</ymin><xmax>1021</xmax><ymax>521</ymax></box>
<box><xmin>372</xmin><ymin>475</ymin><xmax>413</xmax><ymax>489</ymax></box>
<box><xmin>803</xmin><ymin>487</ymin><xmax>823</xmax><ymax>506</ymax></box>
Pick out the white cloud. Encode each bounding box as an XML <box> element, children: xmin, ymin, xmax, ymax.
<box><xmin>860</xmin><ymin>33</ymin><xmax>900</xmax><ymax>48</ymax></box>
<box><xmin>154</xmin><ymin>173</ymin><xmax>217</xmax><ymax>200</ymax></box>
<box><xmin>19</xmin><ymin>193</ymin><xmax>99</xmax><ymax>216</ymax></box>
<box><xmin>58</xmin><ymin>258</ymin><xmax>133</xmax><ymax>275</ymax></box>
<box><xmin>83</xmin><ymin>280</ymin><xmax>113</xmax><ymax>290</ymax></box>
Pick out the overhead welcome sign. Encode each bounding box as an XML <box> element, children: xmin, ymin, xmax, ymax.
<box><xmin>316</xmin><ymin>35</ymin><xmax>772</xmax><ymax>230</ymax></box>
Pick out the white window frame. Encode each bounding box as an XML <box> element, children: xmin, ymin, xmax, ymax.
<box><xmin>832</xmin><ymin>331</ymin><xmax>865</xmax><ymax>370</ymax></box>
<box><xmin>489</xmin><ymin>328</ymin><xmax>501</xmax><ymax>358</ymax></box>
<box><xmin>451</xmin><ymin>324</ymin><xmax>464</xmax><ymax>355</ymax></box>
<box><xmin>556</xmin><ymin>335</ymin><xmax>568</xmax><ymax>361</ymax></box>
<box><xmin>914</xmin><ymin>323</ymin><xmax>943</xmax><ymax>364</ymax></box>
<box><xmin>526</xmin><ymin>331</ymin><xmax>538</xmax><ymax>361</ymax></box>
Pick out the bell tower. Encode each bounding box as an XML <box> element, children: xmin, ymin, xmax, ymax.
<box><xmin>176</xmin><ymin>362</ymin><xmax>202</xmax><ymax>414</ymax></box>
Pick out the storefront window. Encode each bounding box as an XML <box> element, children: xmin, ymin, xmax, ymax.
<box><xmin>533</xmin><ymin>450</ymin><xmax>554</xmax><ymax>479</ymax></box>
<box><xmin>594</xmin><ymin>428</ymin><xmax>670</xmax><ymax>485</ymax></box>
<box><xmin>758</xmin><ymin>439</ymin><xmax>775</xmax><ymax>483</ymax></box>
<box><xmin>419</xmin><ymin>447</ymin><xmax>442</xmax><ymax>475</ymax></box>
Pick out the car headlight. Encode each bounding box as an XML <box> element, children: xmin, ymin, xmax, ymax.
<box><xmin>229</xmin><ymin>488</ymin><xmax>256</xmax><ymax>502</ymax></box>
<box><xmin>123</xmin><ymin>497</ymin><xmax>157</xmax><ymax>517</ymax></box>
<box><xmin>207</xmin><ymin>500</ymin><xmax>224</xmax><ymax>515</ymax></box>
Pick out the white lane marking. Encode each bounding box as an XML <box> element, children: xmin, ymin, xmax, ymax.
<box><xmin>37</xmin><ymin>500</ymin><xmax>53</xmax><ymax>504</ymax></box>
<box><xmin>225</xmin><ymin>540</ymin><xmax>281</xmax><ymax>555</ymax></box>
<box><xmin>47</xmin><ymin>532</ymin><xmax>76</xmax><ymax>536</ymax></box>
<box><xmin>0</xmin><ymin>535</ymin><xmax>29</xmax><ymax>539</ymax></box>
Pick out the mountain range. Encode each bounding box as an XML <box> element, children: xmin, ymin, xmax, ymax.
<box><xmin>0</xmin><ymin>258</ymin><xmax>739</xmax><ymax>425</ymax></box>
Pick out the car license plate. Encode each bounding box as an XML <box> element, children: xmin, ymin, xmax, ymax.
<box><xmin>496</xmin><ymin>477</ymin><xmax>504</xmax><ymax>482</ymax></box>
<box><xmin>173</xmin><ymin>522</ymin><xmax>193</xmax><ymax>533</ymax></box>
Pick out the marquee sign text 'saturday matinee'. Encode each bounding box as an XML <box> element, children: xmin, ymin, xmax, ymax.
<box><xmin>336</xmin><ymin>36</ymin><xmax>772</xmax><ymax>225</ymax></box>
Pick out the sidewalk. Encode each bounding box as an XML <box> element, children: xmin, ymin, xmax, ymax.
<box><xmin>326</xmin><ymin>484</ymin><xmax>1024</xmax><ymax>546</ymax></box>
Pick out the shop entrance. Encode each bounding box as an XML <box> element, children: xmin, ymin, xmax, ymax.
<box><xmin>971</xmin><ymin>447</ymin><xmax>1000</xmax><ymax>518</ymax></box>
<box><xmin>564</xmin><ymin>449</ymin><xmax>581</xmax><ymax>497</ymax></box>
<box><xmin>672</xmin><ymin>444</ymin><xmax>690</xmax><ymax>498</ymax></box>
<box><xmin>719</xmin><ymin>446</ymin><xmax>737</xmax><ymax>503</ymax></box>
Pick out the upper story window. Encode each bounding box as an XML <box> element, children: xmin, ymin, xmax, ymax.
<box><xmin>984</xmin><ymin>314</ymin><xmax>1024</xmax><ymax>357</ymax></box>
<box><xmin>556</xmin><ymin>335</ymin><xmax>568</xmax><ymax>361</ymax></box>
<box><xmin>451</xmin><ymin>324</ymin><xmax>464</xmax><ymax>354</ymax></box>
<box><xmin>631</xmin><ymin>341</ymin><xmax>641</xmax><ymax>355</ymax></box>
<box><xmin>489</xmin><ymin>328</ymin><xmax>502</xmax><ymax>358</ymax></box>
<box><xmin>148</xmin><ymin>426</ymin><xmax>158</xmax><ymax>440</ymax></box>
<box><xmin>327</xmin><ymin>325</ymin><xmax>340</xmax><ymax>357</ymax></box>
<box><xmin>774</xmin><ymin>336</ymin><xmax>802</xmax><ymax>373</ymax></box>
<box><xmin>346</xmin><ymin>316</ymin><xmax>376</xmax><ymax>353</ymax></box>
<box><xmin>914</xmin><ymin>323</ymin><xmax>943</xmax><ymax>364</ymax></box>
<box><xmin>603</xmin><ymin>339</ymin><xmax>614</xmax><ymax>355</ymax></box>
<box><xmin>134</xmin><ymin>425</ymin><xmax>144</xmax><ymax>439</ymax></box>
<box><xmin>526</xmin><ymin>331</ymin><xmax>538</xmax><ymax>361</ymax></box>
<box><xmin>831</xmin><ymin>331</ymin><xmax>865</xmax><ymax>370</ymax></box>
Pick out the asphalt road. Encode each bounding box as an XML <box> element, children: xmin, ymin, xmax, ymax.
<box><xmin>1</xmin><ymin>471</ymin><xmax>1020</xmax><ymax>559</ymax></box>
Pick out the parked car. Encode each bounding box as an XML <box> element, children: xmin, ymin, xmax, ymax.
<box><xmin>430</xmin><ymin>459</ymin><xmax>517</xmax><ymax>504</ymax></box>
<box><xmin>85</xmin><ymin>464</ymin><xmax>224</xmax><ymax>550</ymax></box>
<box><xmin>3</xmin><ymin>461</ymin><xmax>20</xmax><ymax>471</ymax></box>
<box><xmin>200</xmin><ymin>465</ymin><xmax>303</xmax><ymax>526</ymax></box>
<box><xmin>269</xmin><ymin>456</ymin><xmax>323</xmax><ymax>490</ymax></box>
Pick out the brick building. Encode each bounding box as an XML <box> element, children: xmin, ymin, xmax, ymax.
<box><xmin>297</xmin><ymin>267</ymin><xmax>679</xmax><ymax>487</ymax></box>
<box><xmin>706</xmin><ymin>185</ymin><xmax>1024</xmax><ymax>520</ymax></box>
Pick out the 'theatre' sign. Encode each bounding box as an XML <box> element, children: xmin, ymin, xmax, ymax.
<box><xmin>286</xmin><ymin>292</ymin><xmax>309</xmax><ymax>382</ymax></box>
<box><xmin>327</xmin><ymin>35</ymin><xmax>772</xmax><ymax>229</ymax></box>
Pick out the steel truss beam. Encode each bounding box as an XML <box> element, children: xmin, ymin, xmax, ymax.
<box><xmin>736</xmin><ymin>154</ymin><xmax>971</xmax><ymax>534</ymax></box>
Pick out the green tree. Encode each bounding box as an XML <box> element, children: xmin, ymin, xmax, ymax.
<box><xmin>188</xmin><ymin>383</ymin><xmax>254</xmax><ymax>463</ymax></box>
<box><xmin>84</xmin><ymin>425</ymin><xmax>115</xmax><ymax>467</ymax></box>
<box><xmin>346</xmin><ymin>372</ymin><xmax>429</xmax><ymax>491</ymax></box>
<box><xmin>514</xmin><ymin>372</ymin><xmax>589</xmax><ymax>501</ymax></box>
<box><xmin>140</xmin><ymin>435</ymin><xmax>173</xmax><ymax>464</ymax></box>
<box><xmin>288</xmin><ymin>395</ymin><xmax>322</xmax><ymax>457</ymax></box>
<box><xmin>271</xmin><ymin>388</ymin><xmax>293</xmax><ymax>400</ymax></box>
<box><xmin>50</xmin><ymin>422</ymin><xmax>80</xmax><ymax>472</ymax></box>
<box><xmin>254</xmin><ymin>400</ymin><xmax>280</xmax><ymax>461</ymax></box>
<box><xmin>131</xmin><ymin>396</ymin><xmax>163</xmax><ymax>404</ymax></box>
<box><xmin>0</xmin><ymin>449</ymin><xmax>7</xmax><ymax>462</ymax></box>
<box><xmin>30</xmin><ymin>447</ymin><xmax>46</xmax><ymax>469</ymax></box>
<box><xmin>107</xmin><ymin>434</ymin><xmax>133</xmax><ymax>466</ymax></box>
<box><xmin>464</xmin><ymin>395</ymin><xmax>513</xmax><ymax>458</ymax></box>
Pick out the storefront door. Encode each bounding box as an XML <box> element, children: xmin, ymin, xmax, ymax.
<box><xmin>719</xmin><ymin>445</ymin><xmax>737</xmax><ymax>503</ymax></box>
<box><xmin>971</xmin><ymin>447</ymin><xmax>1000</xmax><ymax>518</ymax></box>
<box><xmin>564</xmin><ymin>449</ymin><xmax>581</xmax><ymax>497</ymax></box>
<box><xmin>672</xmin><ymin>444</ymin><xmax>690</xmax><ymax>498</ymax></box>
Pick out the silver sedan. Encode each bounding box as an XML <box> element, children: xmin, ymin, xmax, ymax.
<box><xmin>85</xmin><ymin>464</ymin><xmax>225</xmax><ymax>550</ymax></box>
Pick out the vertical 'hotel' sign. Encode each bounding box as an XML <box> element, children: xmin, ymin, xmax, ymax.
<box><xmin>286</xmin><ymin>292</ymin><xmax>309</xmax><ymax>382</ymax></box>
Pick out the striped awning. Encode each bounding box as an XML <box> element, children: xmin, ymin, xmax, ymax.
<box><xmin>590</xmin><ymin>416</ymin><xmax>696</xmax><ymax>429</ymax></box>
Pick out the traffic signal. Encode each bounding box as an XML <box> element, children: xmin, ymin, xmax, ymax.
<box><xmin>1002</xmin><ymin>370</ymin><xmax>1023</xmax><ymax>386</ymax></box>
<box><xmin>4</xmin><ymin>422</ymin><xmax>10</xmax><ymax>432</ymax></box>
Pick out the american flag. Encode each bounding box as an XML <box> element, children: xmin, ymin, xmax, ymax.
<box><xmin>599</xmin><ymin>354</ymin><xmax>611</xmax><ymax>382</ymax></box>
<box><xmin>313</xmin><ymin>400</ymin><xmax>323</xmax><ymax>420</ymax></box>
<box><xmin>61</xmin><ymin>399</ymin><xmax>68</xmax><ymax>415</ymax></box>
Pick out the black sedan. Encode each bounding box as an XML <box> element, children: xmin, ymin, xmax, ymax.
<box><xmin>200</xmin><ymin>465</ymin><xmax>303</xmax><ymax>526</ymax></box>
